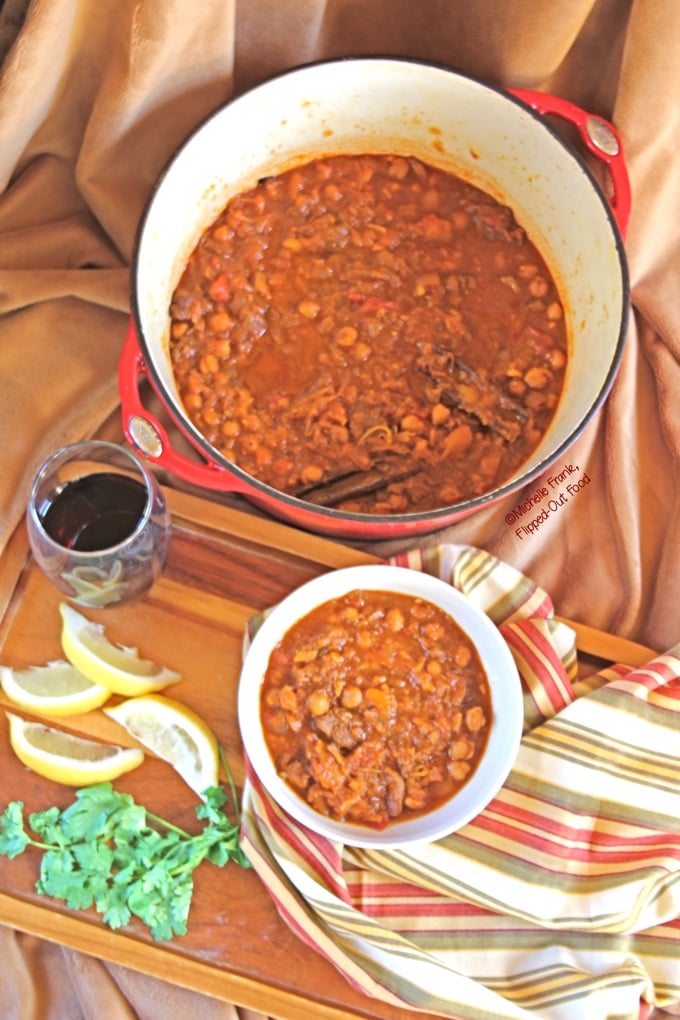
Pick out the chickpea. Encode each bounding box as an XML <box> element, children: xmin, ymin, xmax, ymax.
<box><xmin>431</xmin><ymin>402</ymin><xmax>451</xmax><ymax>426</ymax></box>
<box><xmin>466</xmin><ymin>706</ymin><xmax>486</xmax><ymax>732</ymax></box>
<box><xmin>323</xmin><ymin>183</ymin><xmax>343</xmax><ymax>202</ymax></box>
<box><xmin>356</xmin><ymin>630</ymin><xmax>373</xmax><ymax>650</ymax></box>
<box><xmin>417</xmin><ymin>671</ymin><xmax>435</xmax><ymax>693</ymax></box>
<box><xmin>308</xmin><ymin>690</ymin><xmax>331</xmax><ymax>717</ymax></box>
<box><xmin>388</xmin><ymin>156</ymin><xmax>410</xmax><ymax>179</ymax></box>
<box><xmin>450</xmin><ymin>736</ymin><xmax>474</xmax><ymax>761</ymax></box>
<box><xmin>386</xmin><ymin>607</ymin><xmax>405</xmax><ymax>632</ymax></box>
<box><xmin>199</xmin><ymin>353</ymin><xmax>219</xmax><ymax>375</ymax></box>
<box><xmin>298</xmin><ymin>300</ymin><xmax>321</xmax><ymax>319</ymax></box>
<box><xmin>439</xmin><ymin>484</ymin><xmax>461</xmax><ymax>503</ymax></box>
<box><xmin>449</xmin><ymin>761</ymin><xmax>471</xmax><ymax>782</ymax></box>
<box><xmin>443</xmin><ymin>424</ymin><xmax>473</xmax><ymax>456</ymax></box>
<box><xmin>242</xmin><ymin>412</ymin><xmax>262</xmax><ymax>431</ymax></box>
<box><xmin>525</xmin><ymin>390</ymin><xmax>547</xmax><ymax>410</ymax></box>
<box><xmin>279</xmin><ymin>685</ymin><xmax>297</xmax><ymax>712</ymax></box>
<box><xmin>183</xmin><ymin>392</ymin><xmax>202</xmax><ymax>411</ymax></box>
<box><xmin>213</xmin><ymin>337</ymin><xmax>231</xmax><ymax>358</ymax></box>
<box><xmin>528</xmin><ymin>276</ymin><xmax>549</xmax><ymax>297</ymax></box>
<box><xmin>202</xmin><ymin>407</ymin><xmax>221</xmax><ymax>426</ymax></box>
<box><xmin>335</xmin><ymin>325</ymin><xmax>358</xmax><ymax>346</ymax></box>
<box><xmin>266</xmin><ymin>711</ymin><xmax>289</xmax><ymax>735</ymax></box>
<box><xmin>422</xmin><ymin>189</ymin><xmax>440</xmax><ymax>210</ymax></box>
<box><xmin>341</xmin><ymin>684</ymin><xmax>363</xmax><ymax>709</ymax></box>
<box><xmin>239</xmin><ymin>434</ymin><xmax>259</xmax><ymax>455</ymax></box>
<box><xmin>549</xmin><ymin>348</ymin><xmax>567</xmax><ymax>370</ymax></box>
<box><xmin>507</xmin><ymin>378</ymin><xmax>527</xmax><ymax>398</ymax></box>
<box><xmin>386</xmin><ymin>492</ymin><xmax>409</xmax><ymax>511</ymax></box>
<box><xmin>299</xmin><ymin>463</ymin><xmax>324</xmax><ymax>485</ymax></box>
<box><xmin>171</xmin><ymin>321</ymin><xmax>189</xmax><ymax>339</ymax></box>
<box><xmin>209</xmin><ymin>312</ymin><xmax>232</xmax><ymax>334</ymax></box>
<box><xmin>454</xmin><ymin>644</ymin><xmax>472</xmax><ymax>668</ymax></box>
<box><xmin>400</xmin><ymin>414</ymin><xmax>426</xmax><ymax>434</ymax></box>
<box><xmin>524</xmin><ymin>366</ymin><xmax>552</xmax><ymax>390</ymax></box>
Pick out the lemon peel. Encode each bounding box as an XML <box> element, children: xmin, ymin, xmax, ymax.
<box><xmin>0</xmin><ymin>660</ymin><xmax>112</xmax><ymax>717</ymax></box>
<box><xmin>6</xmin><ymin>711</ymin><xmax>144</xmax><ymax>786</ymax></box>
<box><xmin>59</xmin><ymin>603</ymin><xmax>181</xmax><ymax>697</ymax></box>
<box><xmin>60</xmin><ymin>561</ymin><xmax>127</xmax><ymax>607</ymax></box>
<box><xmin>104</xmin><ymin>694</ymin><xmax>220</xmax><ymax>798</ymax></box>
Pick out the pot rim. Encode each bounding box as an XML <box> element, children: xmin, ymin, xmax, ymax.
<box><xmin>129</xmin><ymin>55</ymin><xmax>630</xmax><ymax>529</ymax></box>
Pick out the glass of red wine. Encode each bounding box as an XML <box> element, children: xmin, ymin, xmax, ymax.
<box><xmin>26</xmin><ymin>440</ymin><xmax>171</xmax><ymax>607</ymax></box>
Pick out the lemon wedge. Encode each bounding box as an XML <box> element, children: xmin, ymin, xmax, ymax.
<box><xmin>6</xmin><ymin>711</ymin><xmax>144</xmax><ymax>786</ymax></box>
<box><xmin>104</xmin><ymin>694</ymin><xmax>220</xmax><ymax>798</ymax></box>
<box><xmin>59</xmin><ymin>603</ymin><xmax>181</xmax><ymax>697</ymax></box>
<box><xmin>0</xmin><ymin>661</ymin><xmax>112</xmax><ymax>717</ymax></box>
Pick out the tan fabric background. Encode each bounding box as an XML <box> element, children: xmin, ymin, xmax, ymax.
<box><xmin>0</xmin><ymin>0</ymin><xmax>679</xmax><ymax>1017</ymax></box>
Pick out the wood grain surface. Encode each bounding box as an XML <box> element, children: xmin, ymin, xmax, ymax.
<box><xmin>0</xmin><ymin>488</ymin><xmax>658</xmax><ymax>1020</ymax></box>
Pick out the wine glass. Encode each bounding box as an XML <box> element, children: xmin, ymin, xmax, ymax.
<box><xmin>26</xmin><ymin>440</ymin><xmax>171</xmax><ymax>607</ymax></box>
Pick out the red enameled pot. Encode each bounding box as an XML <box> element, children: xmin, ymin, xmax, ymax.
<box><xmin>120</xmin><ymin>58</ymin><xmax>630</xmax><ymax>540</ymax></box>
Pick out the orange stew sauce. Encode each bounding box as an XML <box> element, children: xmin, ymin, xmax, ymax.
<box><xmin>260</xmin><ymin>590</ymin><xmax>491</xmax><ymax>829</ymax></box>
<box><xmin>170</xmin><ymin>154</ymin><xmax>567</xmax><ymax>514</ymax></box>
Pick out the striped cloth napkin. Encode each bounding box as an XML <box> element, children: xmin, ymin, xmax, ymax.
<box><xmin>240</xmin><ymin>545</ymin><xmax>680</xmax><ymax>1020</ymax></box>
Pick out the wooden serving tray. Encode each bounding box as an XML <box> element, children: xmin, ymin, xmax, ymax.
<box><xmin>0</xmin><ymin>489</ymin><xmax>658</xmax><ymax>1020</ymax></box>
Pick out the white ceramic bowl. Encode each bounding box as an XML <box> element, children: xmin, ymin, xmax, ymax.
<box><xmin>238</xmin><ymin>564</ymin><xmax>523</xmax><ymax>847</ymax></box>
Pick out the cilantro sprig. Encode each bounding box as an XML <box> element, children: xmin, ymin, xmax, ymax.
<box><xmin>0</xmin><ymin>779</ymin><xmax>251</xmax><ymax>941</ymax></box>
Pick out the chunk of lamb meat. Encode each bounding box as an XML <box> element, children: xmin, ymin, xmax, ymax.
<box><xmin>314</xmin><ymin>709</ymin><xmax>363</xmax><ymax>750</ymax></box>
<box><xmin>384</xmin><ymin>768</ymin><xmax>406</xmax><ymax>818</ymax></box>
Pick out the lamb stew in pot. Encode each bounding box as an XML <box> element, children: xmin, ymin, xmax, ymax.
<box><xmin>169</xmin><ymin>154</ymin><xmax>567</xmax><ymax>514</ymax></box>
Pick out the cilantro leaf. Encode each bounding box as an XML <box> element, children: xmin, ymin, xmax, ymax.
<box><xmin>0</xmin><ymin>762</ymin><xmax>251</xmax><ymax>941</ymax></box>
<box><xmin>0</xmin><ymin>801</ymin><xmax>31</xmax><ymax>858</ymax></box>
<box><xmin>100</xmin><ymin>879</ymin><xmax>132</xmax><ymax>930</ymax></box>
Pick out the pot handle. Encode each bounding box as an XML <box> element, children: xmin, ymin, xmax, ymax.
<box><xmin>507</xmin><ymin>88</ymin><xmax>631</xmax><ymax>238</ymax></box>
<box><xmin>118</xmin><ymin>318</ymin><xmax>253</xmax><ymax>494</ymax></box>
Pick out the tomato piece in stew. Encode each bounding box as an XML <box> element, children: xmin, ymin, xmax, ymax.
<box><xmin>170</xmin><ymin>154</ymin><xmax>567</xmax><ymax>514</ymax></box>
<box><xmin>260</xmin><ymin>589</ymin><xmax>492</xmax><ymax>829</ymax></box>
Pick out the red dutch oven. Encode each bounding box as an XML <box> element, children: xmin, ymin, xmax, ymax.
<box><xmin>120</xmin><ymin>58</ymin><xmax>630</xmax><ymax>540</ymax></box>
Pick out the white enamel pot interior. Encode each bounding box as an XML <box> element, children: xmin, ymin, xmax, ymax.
<box><xmin>129</xmin><ymin>57</ymin><xmax>629</xmax><ymax>540</ymax></box>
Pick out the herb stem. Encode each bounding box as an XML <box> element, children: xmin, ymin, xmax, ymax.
<box><xmin>143</xmin><ymin>811</ymin><xmax>192</xmax><ymax>838</ymax></box>
<box><xmin>27</xmin><ymin>838</ymin><xmax>60</xmax><ymax>852</ymax></box>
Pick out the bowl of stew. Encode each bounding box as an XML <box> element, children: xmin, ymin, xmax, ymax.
<box><xmin>122</xmin><ymin>57</ymin><xmax>630</xmax><ymax>540</ymax></box>
<box><xmin>238</xmin><ymin>564</ymin><xmax>523</xmax><ymax>847</ymax></box>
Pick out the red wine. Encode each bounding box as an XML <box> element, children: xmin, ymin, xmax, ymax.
<box><xmin>40</xmin><ymin>473</ymin><xmax>147</xmax><ymax>552</ymax></box>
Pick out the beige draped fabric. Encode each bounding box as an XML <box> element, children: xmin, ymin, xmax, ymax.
<box><xmin>1</xmin><ymin>1</ymin><xmax>679</xmax><ymax>1017</ymax></box>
